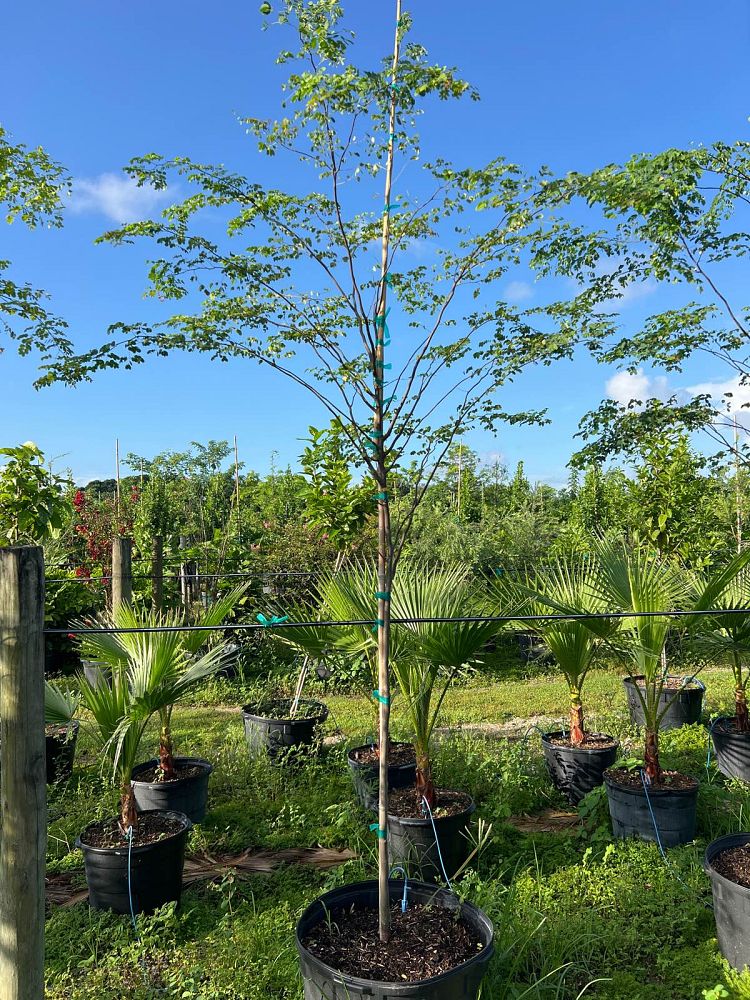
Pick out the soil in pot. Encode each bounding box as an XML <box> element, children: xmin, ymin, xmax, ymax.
<box><xmin>348</xmin><ymin>741</ymin><xmax>417</xmax><ymax>811</ymax></box>
<box><xmin>131</xmin><ymin>756</ymin><xmax>213</xmax><ymax>824</ymax></box>
<box><xmin>45</xmin><ymin>720</ymin><xmax>79</xmax><ymax>783</ymax></box>
<box><xmin>541</xmin><ymin>730</ymin><xmax>618</xmax><ymax>805</ymax></box>
<box><xmin>242</xmin><ymin>698</ymin><xmax>328</xmax><ymax>761</ymax></box>
<box><xmin>710</xmin><ymin>716</ymin><xmax>750</xmax><ymax>781</ymax></box>
<box><xmin>623</xmin><ymin>675</ymin><xmax>704</xmax><ymax>730</ymax></box>
<box><xmin>77</xmin><ymin>810</ymin><xmax>191</xmax><ymax>914</ymax></box>
<box><xmin>296</xmin><ymin>879</ymin><xmax>494</xmax><ymax>1000</ymax></box>
<box><xmin>604</xmin><ymin>767</ymin><xmax>698</xmax><ymax>848</ymax></box>
<box><xmin>387</xmin><ymin>787</ymin><xmax>475</xmax><ymax>883</ymax></box>
<box><xmin>704</xmin><ymin>833</ymin><xmax>750</xmax><ymax>971</ymax></box>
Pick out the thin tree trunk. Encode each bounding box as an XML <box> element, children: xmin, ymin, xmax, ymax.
<box><xmin>736</xmin><ymin>686</ymin><xmax>750</xmax><ymax>733</ymax></box>
<box><xmin>158</xmin><ymin>721</ymin><xmax>176</xmax><ymax>781</ymax></box>
<box><xmin>415</xmin><ymin>748</ymin><xmax>436</xmax><ymax>811</ymax></box>
<box><xmin>119</xmin><ymin>781</ymin><xmax>138</xmax><ymax>832</ymax></box>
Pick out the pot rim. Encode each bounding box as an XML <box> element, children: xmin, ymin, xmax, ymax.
<box><xmin>622</xmin><ymin>674</ymin><xmax>706</xmax><ymax>692</ymax></box>
<box><xmin>541</xmin><ymin>730</ymin><xmax>619</xmax><ymax>754</ymax></box>
<box><xmin>710</xmin><ymin>716</ymin><xmax>750</xmax><ymax>737</ymax></box>
<box><xmin>241</xmin><ymin>698</ymin><xmax>329</xmax><ymax>725</ymax></box>
<box><xmin>603</xmin><ymin>769</ymin><xmax>699</xmax><ymax>796</ymax></box>
<box><xmin>295</xmin><ymin>878</ymin><xmax>494</xmax><ymax>989</ymax></box>
<box><xmin>76</xmin><ymin>809</ymin><xmax>192</xmax><ymax>855</ymax></box>
<box><xmin>704</xmin><ymin>832</ymin><xmax>750</xmax><ymax>886</ymax></box>
<box><xmin>131</xmin><ymin>756</ymin><xmax>213</xmax><ymax>785</ymax></box>
<box><xmin>387</xmin><ymin>790</ymin><xmax>475</xmax><ymax>826</ymax></box>
<box><xmin>45</xmin><ymin>719</ymin><xmax>80</xmax><ymax>737</ymax></box>
<box><xmin>347</xmin><ymin>741</ymin><xmax>416</xmax><ymax>765</ymax></box>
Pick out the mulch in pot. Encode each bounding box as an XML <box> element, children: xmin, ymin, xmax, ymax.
<box><xmin>80</xmin><ymin>813</ymin><xmax>185</xmax><ymax>850</ymax></box>
<box><xmin>605</xmin><ymin>767</ymin><xmax>698</xmax><ymax>792</ymax></box>
<box><xmin>351</xmin><ymin>742</ymin><xmax>416</xmax><ymax>766</ymax></box>
<box><xmin>711</xmin><ymin>844</ymin><xmax>750</xmax><ymax>889</ymax></box>
<box><xmin>302</xmin><ymin>899</ymin><xmax>483</xmax><ymax>982</ymax></box>
<box><xmin>388</xmin><ymin>787</ymin><xmax>471</xmax><ymax>819</ymax></box>
<box><xmin>134</xmin><ymin>763</ymin><xmax>204</xmax><ymax>783</ymax></box>
<box><xmin>546</xmin><ymin>733</ymin><xmax>616</xmax><ymax>749</ymax></box>
<box><xmin>712</xmin><ymin>718</ymin><xmax>750</xmax><ymax>736</ymax></box>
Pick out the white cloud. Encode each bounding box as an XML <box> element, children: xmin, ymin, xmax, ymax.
<box><xmin>617</xmin><ymin>278</ymin><xmax>658</xmax><ymax>305</ymax></box>
<box><xmin>70</xmin><ymin>173</ymin><xmax>170</xmax><ymax>224</ymax></box>
<box><xmin>504</xmin><ymin>280</ymin><xmax>533</xmax><ymax>304</ymax></box>
<box><xmin>687</xmin><ymin>375</ymin><xmax>750</xmax><ymax>430</ymax></box>
<box><xmin>605</xmin><ymin>368</ymin><xmax>670</xmax><ymax>406</ymax></box>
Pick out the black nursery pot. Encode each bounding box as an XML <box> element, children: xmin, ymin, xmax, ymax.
<box><xmin>45</xmin><ymin>720</ymin><xmax>79</xmax><ymax>783</ymax></box>
<box><xmin>131</xmin><ymin>757</ymin><xmax>213</xmax><ymax>824</ymax></box>
<box><xmin>387</xmin><ymin>795</ymin><xmax>476</xmax><ymax>883</ymax></box>
<box><xmin>347</xmin><ymin>743</ymin><xmax>417</xmax><ymax>811</ymax></box>
<box><xmin>296</xmin><ymin>879</ymin><xmax>494</xmax><ymax>1000</ymax></box>
<box><xmin>604</xmin><ymin>772</ymin><xmax>698</xmax><ymax>848</ymax></box>
<box><xmin>242</xmin><ymin>699</ymin><xmax>329</xmax><ymax>760</ymax></box>
<box><xmin>541</xmin><ymin>731</ymin><xmax>618</xmax><ymax>805</ymax></box>
<box><xmin>704</xmin><ymin>833</ymin><xmax>750</xmax><ymax>971</ymax></box>
<box><xmin>77</xmin><ymin>810</ymin><xmax>192</xmax><ymax>915</ymax></box>
<box><xmin>710</xmin><ymin>717</ymin><xmax>750</xmax><ymax>782</ymax></box>
<box><xmin>623</xmin><ymin>675</ymin><xmax>704</xmax><ymax>730</ymax></box>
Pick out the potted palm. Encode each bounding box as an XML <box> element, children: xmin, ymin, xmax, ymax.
<box><xmin>76</xmin><ymin>587</ymin><xmax>242</xmax><ymax>822</ymax></box>
<box><xmin>594</xmin><ymin>540</ymin><xmax>701</xmax><ymax>847</ymax></box>
<box><xmin>44</xmin><ymin>680</ymin><xmax>80</xmax><ymax>784</ymax></box>
<box><xmin>273</xmin><ymin>563</ymin><xmax>416</xmax><ymax>804</ymax></box>
<box><xmin>494</xmin><ymin>559</ymin><xmax>620</xmax><ymax>804</ymax></box>
<box><xmin>690</xmin><ymin>561</ymin><xmax>750</xmax><ymax>780</ymax></box>
<box><xmin>74</xmin><ymin>656</ymin><xmax>192</xmax><ymax>914</ymax></box>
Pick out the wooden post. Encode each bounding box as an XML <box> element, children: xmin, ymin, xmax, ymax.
<box><xmin>0</xmin><ymin>546</ymin><xmax>46</xmax><ymax>1000</ymax></box>
<box><xmin>112</xmin><ymin>536</ymin><xmax>132</xmax><ymax>609</ymax></box>
<box><xmin>152</xmin><ymin>536</ymin><xmax>164</xmax><ymax>613</ymax></box>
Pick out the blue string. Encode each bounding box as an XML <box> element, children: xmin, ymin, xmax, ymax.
<box><xmin>421</xmin><ymin>795</ymin><xmax>452</xmax><ymax>889</ymax></box>
<box><xmin>389</xmin><ymin>865</ymin><xmax>409</xmax><ymax>912</ymax></box>
<box><xmin>126</xmin><ymin>825</ymin><xmax>139</xmax><ymax>931</ymax></box>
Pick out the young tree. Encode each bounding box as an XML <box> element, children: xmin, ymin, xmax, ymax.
<box><xmin>42</xmin><ymin>1</ymin><xmax>609</xmax><ymax>939</ymax></box>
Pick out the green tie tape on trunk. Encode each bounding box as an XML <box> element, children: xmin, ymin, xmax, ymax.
<box><xmin>374</xmin><ymin>491</ymin><xmax>390</xmax><ymax>501</ymax></box>
<box><xmin>375</xmin><ymin>591</ymin><xmax>391</xmax><ymax>600</ymax></box>
<box><xmin>370</xmin><ymin>822</ymin><xmax>387</xmax><ymax>839</ymax></box>
<box><xmin>372</xmin><ymin>689</ymin><xmax>391</xmax><ymax>704</ymax></box>
<box><xmin>256</xmin><ymin>613</ymin><xmax>288</xmax><ymax>626</ymax></box>
<box><xmin>383</xmin><ymin>202</ymin><xmax>399</xmax><ymax>215</ymax></box>
<box><xmin>371</xmin><ymin>618</ymin><xmax>385</xmax><ymax>632</ymax></box>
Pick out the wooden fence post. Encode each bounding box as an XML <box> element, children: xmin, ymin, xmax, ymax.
<box><xmin>112</xmin><ymin>536</ymin><xmax>132</xmax><ymax>609</ymax></box>
<box><xmin>0</xmin><ymin>546</ymin><xmax>46</xmax><ymax>1000</ymax></box>
<box><xmin>152</xmin><ymin>536</ymin><xmax>163</xmax><ymax>613</ymax></box>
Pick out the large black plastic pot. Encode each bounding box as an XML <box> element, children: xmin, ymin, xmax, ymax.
<box><xmin>82</xmin><ymin>659</ymin><xmax>111</xmax><ymax>689</ymax></box>
<box><xmin>710</xmin><ymin>717</ymin><xmax>750</xmax><ymax>782</ymax></box>
<box><xmin>387</xmin><ymin>795</ymin><xmax>476</xmax><ymax>883</ymax></box>
<box><xmin>242</xmin><ymin>699</ymin><xmax>329</xmax><ymax>760</ymax></box>
<box><xmin>347</xmin><ymin>743</ymin><xmax>417</xmax><ymax>811</ymax></box>
<box><xmin>604</xmin><ymin>771</ymin><xmax>698</xmax><ymax>847</ymax></box>
<box><xmin>541</xmin><ymin>731</ymin><xmax>618</xmax><ymax>805</ymax></box>
<box><xmin>623</xmin><ymin>675</ymin><xmax>704</xmax><ymax>730</ymax></box>
<box><xmin>77</xmin><ymin>809</ymin><xmax>191</xmax><ymax>914</ymax></box>
<box><xmin>704</xmin><ymin>833</ymin><xmax>750</xmax><ymax>971</ymax></box>
<box><xmin>296</xmin><ymin>879</ymin><xmax>494</xmax><ymax>1000</ymax></box>
<box><xmin>45</xmin><ymin>721</ymin><xmax>79</xmax><ymax>783</ymax></box>
<box><xmin>131</xmin><ymin>756</ymin><xmax>213</xmax><ymax>824</ymax></box>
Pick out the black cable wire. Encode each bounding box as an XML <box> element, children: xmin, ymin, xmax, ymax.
<box><xmin>45</xmin><ymin>606</ymin><xmax>750</xmax><ymax>636</ymax></box>
<box><xmin>45</xmin><ymin>570</ymin><xmax>319</xmax><ymax>584</ymax></box>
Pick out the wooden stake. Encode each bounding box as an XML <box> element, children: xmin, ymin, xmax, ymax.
<box><xmin>0</xmin><ymin>546</ymin><xmax>46</xmax><ymax>1000</ymax></box>
<box><xmin>152</xmin><ymin>536</ymin><xmax>164</xmax><ymax>613</ymax></box>
<box><xmin>115</xmin><ymin>438</ymin><xmax>121</xmax><ymax>520</ymax></box>
<box><xmin>112</xmin><ymin>536</ymin><xmax>132</xmax><ymax>609</ymax></box>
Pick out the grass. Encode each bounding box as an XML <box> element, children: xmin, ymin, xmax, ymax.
<box><xmin>43</xmin><ymin>659</ymin><xmax>750</xmax><ymax>999</ymax></box>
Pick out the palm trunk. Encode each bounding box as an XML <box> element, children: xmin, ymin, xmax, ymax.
<box><xmin>644</xmin><ymin>728</ymin><xmax>661</xmax><ymax>782</ymax></box>
<box><xmin>158</xmin><ymin>721</ymin><xmax>175</xmax><ymax>781</ymax></box>
<box><xmin>119</xmin><ymin>781</ymin><xmax>138</xmax><ymax>833</ymax></box>
<box><xmin>569</xmin><ymin>689</ymin><xmax>585</xmax><ymax>746</ymax></box>
<box><xmin>736</xmin><ymin>686</ymin><xmax>750</xmax><ymax>733</ymax></box>
<box><xmin>415</xmin><ymin>748</ymin><xmax>436</xmax><ymax>812</ymax></box>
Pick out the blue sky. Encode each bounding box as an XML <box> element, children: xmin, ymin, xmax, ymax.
<box><xmin>2</xmin><ymin>0</ymin><xmax>749</xmax><ymax>484</ymax></box>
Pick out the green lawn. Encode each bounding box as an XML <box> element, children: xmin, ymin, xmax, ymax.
<box><xmin>44</xmin><ymin>663</ymin><xmax>750</xmax><ymax>999</ymax></box>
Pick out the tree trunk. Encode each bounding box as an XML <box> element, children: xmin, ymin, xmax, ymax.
<box><xmin>569</xmin><ymin>692</ymin><xmax>585</xmax><ymax>746</ymax></box>
<box><xmin>119</xmin><ymin>781</ymin><xmax>138</xmax><ymax>833</ymax></box>
<box><xmin>644</xmin><ymin>728</ymin><xmax>661</xmax><ymax>782</ymax></box>
<box><xmin>415</xmin><ymin>749</ymin><xmax>436</xmax><ymax>811</ymax></box>
<box><xmin>736</xmin><ymin>686</ymin><xmax>750</xmax><ymax>733</ymax></box>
